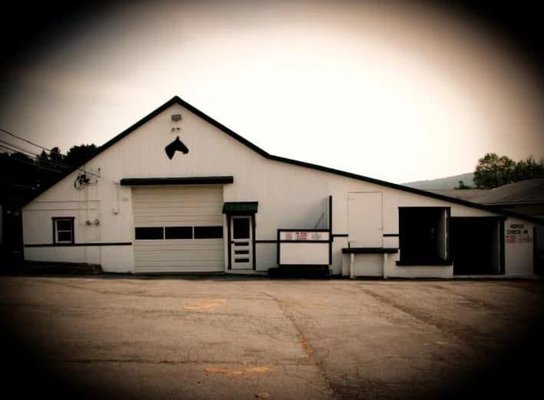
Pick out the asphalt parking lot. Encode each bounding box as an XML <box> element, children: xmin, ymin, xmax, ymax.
<box><xmin>1</xmin><ymin>276</ymin><xmax>543</xmax><ymax>400</ymax></box>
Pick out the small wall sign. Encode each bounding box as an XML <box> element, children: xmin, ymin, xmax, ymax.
<box><xmin>280</xmin><ymin>230</ymin><xmax>329</xmax><ymax>241</ymax></box>
<box><xmin>506</xmin><ymin>223</ymin><xmax>532</xmax><ymax>244</ymax></box>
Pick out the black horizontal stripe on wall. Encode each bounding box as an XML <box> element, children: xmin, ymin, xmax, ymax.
<box><xmin>25</xmin><ymin>242</ymin><xmax>133</xmax><ymax>247</ymax></box>
<box><xmin>278</xmin><ymin>240</ymin><xmax>329</xmax><ymax>243</ymax></box>
<box><xmin>120</xmin><ymin>176</ymin><xmax>233</xmax><ymax>186</ymax></box>
<box><xmin>342</xmin><ymin>247</ymin><xmax>398</xmax><ymax>254</ymax></box>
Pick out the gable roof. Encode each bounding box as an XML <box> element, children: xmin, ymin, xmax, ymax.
<box><xmin>432</xmin><ymin>178</ymin><xmax>544</xmax><ymax>207</ymax></box>
<box><xmin>467</xmin><ymin>178</ymin><xmax>544</xmax><ymax>206</ymax></box>
<box><xmin>25</xmin><ymin>96</ymin><xmax>542</xmax><ymax>223</ymax></box>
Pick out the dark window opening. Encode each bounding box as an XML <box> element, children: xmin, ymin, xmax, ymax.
<box><xmin>235</xmin><ymin>258</ymin><xmax>250</xmax><ymax>263</ymax></box>
<box><xmin>451</xmin><ymin>218</ymin><xmax>502</xmax><ymax>275</ymax></box>
<box><xmin>165</xmin><ymin>226</ymin><xmax>193</xmax><ymax>239</ymax></box>
<box><xmin>194</xmin><ymin>226</ymin><xmax>223</xmax><ymax>239</ymax></box>
<box><xmin>399</xmin><ymin>207</ymin><xmax>449</xmax><ymax>265</ymax></box>
<box><xmin>233</xmin><ymin>218</ymin><xmax>250</xmax><ymax>239</ymax></box>
<box><xmin>135</xmin><ymin>227</ymin><xmax>164</xmax><ymax>240</ymax></box>
<box><xmin>53</xmin><ymin>217</ymin><xmax>74</xmax><ymax>244</ymax></box>
<box><xmin>56</xmin><ymin>220</ymin><xmax>73</xmax><ymax>231</ymax></box>
<box><xmin>57</xmin><ymin>231</ymin><xmax>72</xmax><ymax>242</ymax></box>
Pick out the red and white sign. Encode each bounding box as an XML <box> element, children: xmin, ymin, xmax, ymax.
<box><xmin>506</xmin><ymin>224</ymin><xmax>532</xmax><ymax>244</ymax></box>
<box><xmin>280</xmin><ymin>231</ymin><xmax>329</xmax><ymax>241</ymax></box>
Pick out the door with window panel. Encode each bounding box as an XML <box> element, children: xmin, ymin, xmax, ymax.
<box><xmin>230</xmin><ymin>216</ymin><xmax>253</xmax><ymax>269</ymax></box>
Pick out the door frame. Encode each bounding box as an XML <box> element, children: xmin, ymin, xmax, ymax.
<box><xmin>227</xmin><ymin>214</ymin><xmax>256</xmax><ymax>270</ymax></box>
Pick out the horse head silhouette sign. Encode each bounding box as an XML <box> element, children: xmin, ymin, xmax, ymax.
<box><xmin>165</xmin><ymin>136</ymin><xmax>189</xmax><ymax>159</ymax></box>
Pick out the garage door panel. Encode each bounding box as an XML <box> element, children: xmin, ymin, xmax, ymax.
<box><xmin>136</xmin><ymin>266</ymin><xmax>221</xmax><ymax>273</ymax></box>
<box><xmin>135</xmin><ymin>264</ymin><xmax>222</xmax><ymax>273</ymax></box>
<box><xmin>134</xmin><ymin>199</ymin><xmax>222</xmax><ymax>206</ymax></box>
<box><xmin>133</xmin><ymin>189</ymin><xmax>220</xmax><ymax>202</ymax></box>
<box><xmin>135</xmin><ymin>249</ymin><xmax>223</xmax><ymax>262</ymax></box>
<box><xmin>135</xmin><ymin>241</ymin><xmax>223</xmax><ymax>254</ymax></box>
<box><xmin>135</xmin><ymin>216</ymin><xmax>223</xmax><ymax>226</ymax></box>
<box><xmin>134</xmin><ymin>204</ymin><xmax>223</xmax><ymax>214</ymax></box>
<box><xmin>132</xmin><ymin>186</ymin><xmax>224</xmax><ymax>273</ymax></box>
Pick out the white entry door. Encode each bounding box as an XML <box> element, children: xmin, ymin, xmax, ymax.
<box><xmin>348</xmin><ymin>192</ymin><xmax>383</xmax><ymax>247</ymax></box>
<box><xmin>230</xmin><ymin>216</ymin><xmax>253</xmax><ymax>269</ymax></box>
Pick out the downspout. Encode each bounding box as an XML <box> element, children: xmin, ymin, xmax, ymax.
<box><xmin>350</xmin><ymin>251</ymin><xmax>355</xmax><ymax>279</ymax></box>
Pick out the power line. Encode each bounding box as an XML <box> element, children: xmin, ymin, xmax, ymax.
<box><xmin>0</xmin><ymin>127</ymin><xmax>75</xmax><ymax>170</ymax></box>
<box><xmin>0</xmin><ymin>140</ymin><xmax>38</xmax><ymax>158</ymax></box>
<box><xmin>0</xmin><ymin>127</ymin><xmax>52</xmax><ymax>152</ymax></box>
<box><xmin>0</xmin><ymin>145</ymin><xmax>66</xmax><ymax>174</ymax></box>
<box><xmin>0</xmin><ymin>137</ymin><xmax>89</xmax><ymax>173</ymax></box>
<box><xmin>0</xmin><ymin>140</ymin><xmax>73</xmax><ymax>172</ymax></box>
<box><xmin>0</xmin><ymin>127</ymin><xmax>101</xmax><ymax>178</ymax></box>
<box><xmin>0</xmin><ymin>179</ymin><xmax>38</xmax><ymax>191</ymax></box>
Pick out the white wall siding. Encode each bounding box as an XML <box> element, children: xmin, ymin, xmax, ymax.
<box><xmin>25</xmin><ymin>246</ymin><xmax>101</xmax><ymax>265</ymax></box>
<box><xmin>100</xmin><ymin>246</ymin><xmax>133</xmax><ymax>273</ymax></box>
<box><xmin>505</xmin><ymin>217</ymin><xmax>535</xmax><ymax>277</ymax></box>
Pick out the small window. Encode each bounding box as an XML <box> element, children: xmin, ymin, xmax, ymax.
<box><xmin>232</xmin><ymin>218</ymin><xmax>250</xmax><ymax>239</ymax></box>
<box><xmin>194</xmin><ymin>226</ymin><xmax>223</xmax><ymax>239</ymax></box>
<box><xmin>165</xmin><ymin>226</ymin><xmax>193</xmax><ymax>239</ymax></box>
<box><xmin>399</xmin><ymin>207</ymin><xmax>449</xmax><ymax>265</ymax></box>
<box><xmin>135</xmin><ymin>227</ymin><xmax>164</xmax><ymax>240</ymax></box>
<box><xmin>53</xmin><ymin>217</ymin><xmax>74</xmax><ymax>244</ymax></box>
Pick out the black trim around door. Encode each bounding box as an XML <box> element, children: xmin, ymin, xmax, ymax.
<box><xmin>227</xmin><ymin>214</ymin><xmax>256</xmax><ymax>270</ymax></box>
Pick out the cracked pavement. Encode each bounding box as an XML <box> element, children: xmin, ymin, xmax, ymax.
<box><xmin>0</xmin><ymin>276</ymin><xmax>543</xmax><ymax>399</ymax></box>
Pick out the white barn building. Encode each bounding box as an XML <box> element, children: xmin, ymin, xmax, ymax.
<box><xmin>22</xmin><ymin>97</ymin><xmax>539</xmax><ymax>278</ymax></box>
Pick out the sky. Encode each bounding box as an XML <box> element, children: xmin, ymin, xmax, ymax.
<box><xmin>1</xmin><ymin>0</ymin><xmax>544</xmax><ymax>184</ymax></box>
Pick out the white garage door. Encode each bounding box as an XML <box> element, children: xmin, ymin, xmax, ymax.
<box><xmin>132</xmin><ymin>186</ymin><xmax>224</xmax><ymax>273</ymax></box>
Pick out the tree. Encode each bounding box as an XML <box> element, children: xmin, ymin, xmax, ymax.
<box><xmin>474</xmin><ymin>153</ymin><xmax>544</xmax><ymax>189</ymax></box>
<box><xmin>64</xmin><ymin>144</ymin><xmax>97</xmax><ymax>167</ymax></box>
<box><xmin>456</xmin><ymin>180</ymin><xmax>471</xmax><ymax>190</ymax></box>
<box><xmin>48</xmin><ymin>147</ymin><xmax>65</xmax><ymax>165</ymax></box>
<box><xmin>1</xmin><ymin>151</ymin><xmax>61</xmax><ymax>206</ymax></box>
<box><xmin>0</xmin><ymin>142</ymin><xmax>98</xmax><ymax>206</ymax></box>
<box><xmin>513</xmin><ymin>155</ymin><xmax>544</xmax><ymax>182</ymax></box>
<box><xmin>36</xmin><ymin>147</ymin><xmax>66</xmax><ymax>171</ymax></box>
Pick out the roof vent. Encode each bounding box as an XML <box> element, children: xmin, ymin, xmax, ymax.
<box><xmin>171</xmin><ymin>114</ymin><xmax>182</xmax><ymax>122</ymax></box>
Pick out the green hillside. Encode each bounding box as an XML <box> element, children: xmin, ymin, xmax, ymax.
<box><xmin>403</xmin><ymin>173</ymin><xmax>474</xmax><ymax>190</ymax></box>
